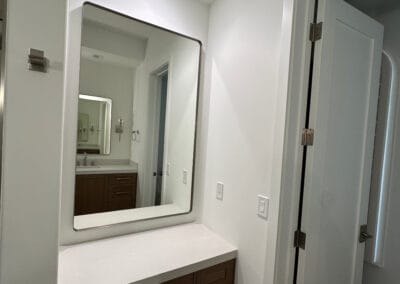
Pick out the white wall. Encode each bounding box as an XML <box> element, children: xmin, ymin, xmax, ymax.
<box><xmin>60</xmin><ymin>0</ymin><xmax>209</xmax><ymax>245</ymax></box>
<box><xmin>363</xmin><ymin>7</ymin><xmax>400</xmax><ymax>284</ymax></box>
<box><xmin>199</xmin><ymin>0</ymin><xmax>291</xmax><ymax>283</ymax></box>
<box><xmin>0</xmin><ymin>0</ymin><xmax>66</xmax><ymax>283</ymax></box>
<box><xmin>79</xmin><ymin>58</ymin><xmax>134</xmax><ymax>160</ymax></box>
<box><xmin>131</xmin><ymin>30</ymin><xmax>199</xmax><ymax>210</ymax></box>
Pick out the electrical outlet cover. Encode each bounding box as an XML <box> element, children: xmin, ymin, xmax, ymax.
<box><xmin>257</xmin><ymin>195</ymin><xmax>269</xmax><ymax>220</ymax></box>
<box><xmin>216</xmin><ymin>182</ymin><xmax>224</xmax><ymax>200</ymax></box>
<box><xmin>183</xmin><ymin>170</ymin><xmax>188</xmax><ymax>184</ymax></box>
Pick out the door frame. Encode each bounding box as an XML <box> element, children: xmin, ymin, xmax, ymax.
<box><xmin>275</xmin><ymin>0</ymin><xmax>384</xmax><ymax>282</ymax></box>
<box><xmin>0</xmin><ymin>0</ymin><xmax>7</xmax><ymax>252</ymax></box>
<box><xmin>274</xmin><ymin>0</ymin><xmax>318</xmax><ymax>282</ymax></box>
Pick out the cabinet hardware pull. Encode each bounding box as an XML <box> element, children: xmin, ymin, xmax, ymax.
<box><xmin>116</xmin><ymin>177</ymin><xmax>130</xmax><ymax>181</ymax></box>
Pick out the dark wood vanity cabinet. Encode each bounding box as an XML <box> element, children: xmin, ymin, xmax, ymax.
<box><xmin>164</xmin><ymin>274</ymin><xmax>195</xmax><ymax>284</ymax></box>
<box><xmin>74</xmin><ymin>173</ymin><xmax>137</xmax><ymax>215</ymax></box>
<box><xmin>163</xmin><ymin>259</ymin><xmax>235</xmax><ymax>284</ymax></box>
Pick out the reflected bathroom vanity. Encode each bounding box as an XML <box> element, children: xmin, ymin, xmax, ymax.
<box><xmin>73</xmin><ymin>3</ymin><xmax>201</xmax><ymax>230</ymax></box>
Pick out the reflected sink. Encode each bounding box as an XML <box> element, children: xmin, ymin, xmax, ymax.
<box><xmin>76</xmin><ymin>165</ymin><xmax>101</xmax><ymax>169</ymax></box>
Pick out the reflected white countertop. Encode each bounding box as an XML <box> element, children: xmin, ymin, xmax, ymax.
<box><xmin>58</xmin><ymin>223</ymin><xmax>237</xmax><ymax>284</ymax></box>
<box><xmin>74</xmin><ymin>204</ymin><xmax>187</xmax><ymax>230</ymax></box>
<box><xmin>75</xmin><ymin>163</ymin><xmax>138</xmax><ymax>175</ymax></box>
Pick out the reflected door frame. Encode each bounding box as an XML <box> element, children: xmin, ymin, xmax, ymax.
<box><xmin>155</xmin><ymin>69</ymin><xmax>169</xmax><ymax>206</ymax></box>
<box><xmin>150</xmin><ymin>63</ymin><xmax>170</xmax><ymax>206</ymax></box>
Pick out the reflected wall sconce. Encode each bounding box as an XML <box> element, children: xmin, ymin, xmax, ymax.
<box><xmin>115</xmin><ymin>118</ymin><xmax>124</xmax><ymax>142</ymax></box>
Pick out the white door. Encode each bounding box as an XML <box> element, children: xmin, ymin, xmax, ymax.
<box><xmin>297</xmin><ymin>0</ymin><xmax>383</xmax><ymax>283</ymax></box>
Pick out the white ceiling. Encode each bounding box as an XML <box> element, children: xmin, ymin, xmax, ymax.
<box><xmin>346</xmin><ymin>0</ymin><xmax>400</xmax><ymax>15</ymax></box>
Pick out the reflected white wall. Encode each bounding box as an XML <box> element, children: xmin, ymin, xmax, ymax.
<box><xmin>131</xmin><ymin>32</ymin><xmax>199</xmax><ymax>210</ymax></box>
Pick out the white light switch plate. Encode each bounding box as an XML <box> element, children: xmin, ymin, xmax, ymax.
<box><xmin>216</xmin><ymin>182</ymin><xmax>224</xmax><ymax>201</ymax></box>
<box><xmin>182</xmin><ymin>170</ymin><xmax>188</xmax><ymax>184</ymax></box>
<box><xmin>257</xmin><ymin>195</ymin><xmax>269</xmax><ymax>220</ymax></box>
<box><xmin>166</xmin><ymin>163</ymin><xmax>171</xmax><ymax>176</ymax></box>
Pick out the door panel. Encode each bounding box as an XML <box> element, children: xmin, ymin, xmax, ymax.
<box><xmin>297</xmin><ymin>0</ymin><xmax>383</xmax><ymax>283</ymax></box>
<box><xmin>74</xmin><ymin>175</ymin><xmax>108</xmax><ymax>215</ymax></box>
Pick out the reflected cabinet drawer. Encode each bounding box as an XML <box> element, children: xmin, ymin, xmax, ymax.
<box><xmin>108</xmin><ymin>173</ymin><xmax>137</xmax><ymax>185</ymax></box>
<box><xmin>162</xmin><ymin>259</ymin><xmax>235</xmax><ymax>284</ymax></box>
<box><xmin>108</xmin><ymin>184</ymin><xmax>136</xmax><ymax>211</ymax></box>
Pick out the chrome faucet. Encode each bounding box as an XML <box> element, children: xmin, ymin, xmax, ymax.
<box><xmin>83</xmin><ymin>152</ymin><xmax>88</xmax><ymax>166</ymax></box>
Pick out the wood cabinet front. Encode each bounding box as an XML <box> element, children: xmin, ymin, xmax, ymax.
<box><xmin>196</xmin><ymin>260</ymin><xmax>235</xmax><ymax>284</ymax></box>
<box><xmin>162</xmin><ymin>259</ymin><xmax>235</xmax><ymax>284</ymax></box>
<box><xmin>74</xmin><ymin>174</ymin><xmax>108</xmax><ymax>215</ymax></box>
<box><xmin>74</xmin><ymin>173</ymin><xmax>137</xmax><ymax>215</ymax></box>
<box><xmin>163</xmin><ymin>274</ymin><xmax>195</xmax><ymax>284</ymax></box>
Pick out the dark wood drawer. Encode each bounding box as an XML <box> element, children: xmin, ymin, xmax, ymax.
<box><xmin>108</xmin><ymin>184</ymin><xmax>136</xmax><ymax>211</ymax></box>
<box><xmin>108</xmin><ymin>173</ymin><xmax>137</xmax><ymax>185</ymax></box>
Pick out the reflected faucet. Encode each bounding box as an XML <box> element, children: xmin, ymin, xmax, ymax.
<box><xmin>83</xmin><ymin>152</ymin><xmax>88</xmax><ymax>166</ymax></box>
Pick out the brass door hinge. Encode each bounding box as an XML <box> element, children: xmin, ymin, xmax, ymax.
<box><xmin>359</xmin><ymin>224</ymin><xmax>373</xmax><ymax>243</ymax></box>
<box><xmin>310</xmin><ymin>22</ymin><xmax>323</xmax><ymax>42</ymax></box>
<box><xmin>294</xmin><ymin>230</ymin><xmax>306</xmax><ymax>250</ymax></box>
<box><xmin>301</xmin><ymin>128</ymin><xmax>314</xmax><ymax>146</ymax></box>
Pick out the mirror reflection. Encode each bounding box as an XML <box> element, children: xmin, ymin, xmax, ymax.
<box><xmin>77</xmin><ymin>94</ymin><xmax>112</xmax><ymax>155</ymax></box>
<box><xmin>73</xmin><ymin>4</ymin><xmax>201</xmax><ymax>230</ymax></box>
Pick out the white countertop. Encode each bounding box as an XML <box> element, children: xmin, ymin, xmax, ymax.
<box><xmin>74</xmin><ymin>204</ymin><xmax>187</xmax><ymax>230</ymax></box>
<box><xmin>58</xmin><ymin>224</ymin><xmax>237</xmax><ymax>284</ymax></box>
<box><xmin>75</xmin><ymin>164</ymin><xmax>138</xmax><ymax>175</ymax></box>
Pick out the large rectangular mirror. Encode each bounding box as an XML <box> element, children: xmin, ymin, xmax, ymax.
<box><xmin>73</xmin><ymin>3</ymin><xmax>201</xmax><ymax>230</ymax></box>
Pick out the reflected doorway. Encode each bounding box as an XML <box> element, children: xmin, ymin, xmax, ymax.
<box><xmin>154</xmin><ymin>68</ymin><xmax>168</xmax><ymax>206</ymax></box>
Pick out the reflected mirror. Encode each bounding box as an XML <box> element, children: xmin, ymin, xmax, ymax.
<box><xmin>77</xmin><ymin>94</ymin><xmax>112</xmax><ymax>155</ymax></box>
<box><xmin>73</xmin><ymin>3</ymin><xmax>201</xmax><ymax>230</ymax></box>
